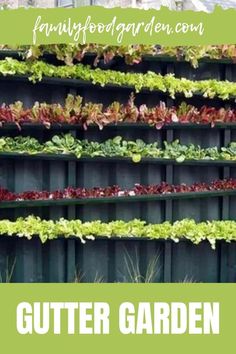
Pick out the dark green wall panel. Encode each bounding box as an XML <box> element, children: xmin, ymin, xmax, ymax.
<box><xmin>0</xmin><ymin>59</ymin><xmax>236</xmax><ymax>283</ymax></box>
<box><xmin>0</xmin><ymin>237</ymin><xmax>235</xmax><ymax>283</ymax></box>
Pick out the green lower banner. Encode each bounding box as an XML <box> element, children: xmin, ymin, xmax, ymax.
<box><xmin>0</xmin><ymin>284</ymin><xmax>234</xmax><ymax>353</ymax></box>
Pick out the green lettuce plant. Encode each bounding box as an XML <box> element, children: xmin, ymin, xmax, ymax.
<box><xmin>1</xmin><ymin>44</ymin><xmax>236</xmax><ymax>68</ymax></box>
<box><xmin>0</xmin><ymin>216</ymin><xmax>236</xmax><ymax>249</ymax></box>
<box><xmin>1</xmin><ymin>58</ymin><xmax>236</xmax><ymax>99</ymax></box>
<box><xmin>0</xmin><ymin>134</ymin><xmax>235</xmax><ymax>163</ymax></box>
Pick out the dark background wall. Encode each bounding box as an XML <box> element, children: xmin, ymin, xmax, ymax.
<box><xmin>0</xmin><ymin>57</ymin><xmax>235</xmax><ymax>282</ymax></box>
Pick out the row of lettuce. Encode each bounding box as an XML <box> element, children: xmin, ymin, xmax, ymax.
<box><xmin>1</xmin><ymin>179</ymin><xmax>236</xmax><ymax>202</ymax></box>
<box><xmin>1</xmin><ymin>58</ymin><xmax>236</xmax><ymax>99</ymax></box>
<box><xmin>1</xmin><ymin>95</ymin><xmax>236</xmax><ymax>129</ymax></box>
<box><xmin>0</xmin><ymin>216</ymin><xmax>235</xmax><ymax>248</ymax></box>
<box><xmin>0</xmin><ymin>134</ymin><xmax>236</xmax><ymax>163</ymax></box>
<box><xmin>1</xmin><ymin>44</ymin><xmax>236</xmax><ymax>68</ymax></box>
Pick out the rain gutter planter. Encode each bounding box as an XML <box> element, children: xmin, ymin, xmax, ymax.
<box><xmin>0</xmin><ymin>50</ymin><xmax>236</xmax><ymax>65</ymax></box>
<box><xmin>1</xmin><ymin>75</ymin><xmax>236</xmax><ymax>101</ymax></box>
<box><xmin>0</xmin><ymin>152</ymin><xmax>236</xmax><ymax>165</ymax></box>
<box><xmin>0</xmin><ymin>235</ymin><xmax>235</xmax><ymax>247</ymax></box>
<box><xmin>141</xmin><ymin>54</ymin><xmax>236</xmax><ymax>65</ymax></box>
<box><xmin>2</xmin><ymin>122</ymin><xmax>236</xmax><ymax>131</ymax></box>
<box><xmin>1</xmin><ymin>189</ymin><xmax>236</xmax><ymax>209</ymax></box>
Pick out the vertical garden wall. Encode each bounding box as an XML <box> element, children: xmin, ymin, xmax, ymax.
<box><xmin>0</xmin><ymin>46</ymin><xmax>236</xmax><ymax>283</ymax></box>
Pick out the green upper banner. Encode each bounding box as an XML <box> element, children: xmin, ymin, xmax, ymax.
<box><xmin>0</xmin><ymin>6</ymin><xmax>235</xmax><ymax>45</ymax></box>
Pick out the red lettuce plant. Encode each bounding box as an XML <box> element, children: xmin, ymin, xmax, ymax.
<box><xmin>1</xmin><ymin>179</ymin><xmax>236</xmax><ymax>203</ymax></box>
<box><xmin>1</xmin><ymin>95</ymin><xmax>236</xmax><ymax>130</ymax></box>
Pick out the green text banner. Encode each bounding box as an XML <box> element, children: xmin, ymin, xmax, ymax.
<box><xmin>0</xmin><ymin>6</ymin><xmax>235</xmax><ymax>45</ymax></box>
<box><xmin>0</xmin><ymin>284</ymin><xmax>235</xmax><ymax>353</ymax></box>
